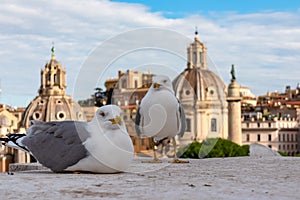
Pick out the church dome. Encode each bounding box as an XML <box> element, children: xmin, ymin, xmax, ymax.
<box><xmin>172</xmin><ymin>31</ymin><xmax>228</xmax><ymax>144</ymax></box>
<box><xmin>173</xmin><ymin>68</ymin><xmax>227</xmax><ymax>102</ymax></box>
<box><xmin>173</xmin><ymin>32</ymin><xmax>227</xmax><ymax>103</ymax></box>
<box><xmin>21</xmin><ymin>47</ymin><xmax>85</xmax><ymax>128</ymax></box>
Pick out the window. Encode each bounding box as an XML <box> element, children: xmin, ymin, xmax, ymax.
<box><xmin>268</xmin><ymin>134</ymin><xmax>272</xmax><ymax>141</ymax></box>
<box><xmin>186</xmin><ymin>118</ymin><xmax>191</xmax><ymax>132</ymax></box>
<box><xmin>279</xmin><ymin>145</ymin><xmax>281</xmax><ymax>150</ymax></box>
<box><xmin>268</xmin><ymin>145</ymin><xmax>272</xmax><ymax>149</ymax></box>
<box><xmin>193</xmin><ymin>52</ymin><xmax>197</xmax><ymax>64</ymax></box>
<box><xmin>291</xmin><ymin>134</ymin><xmax>294</xmax><ymax>142</ymax></box>
<box><xmin>257</xmin><ymin>134</ymin><xmax>261</xmax><ymax>142</ymax></box>
<box><xmin>246</xmin><ymin>123</ymin><xmax>249</xmax><ymax>128</ymax></box>
<box><xmin>268</xmin><ymin>122</ymin><xmax>271</xmax><ymax>128</ymax></box>
<box><xmin>283</xmin><ymin>134</ymin><xmax>285</xmax><ymax>142</ymax></box>
<box><xmin>56</xmin><ymin>111</ymin><xmax>66</xmax><ymax>120</ymax></box>
<box><xmin>246</xmin><ymin>134</ymin><xmax>250</xmax><ymax>142</ymax></box>
<box><xmin>134</xmin><ymin>80</ymin><xmax>138</xmax><ymax>88</ymax></box>
<box><xmin>121</xmin><ymin>79</ymin><xmax>126</xmax><ymax>88</ymax></box>
<box><xmin>278</xmin><ymin>134</ymin><xmax>281</xmax><ymax>142</ymax></box>
<box><xmin>287</xmin><ymin>134</ymin><xmax>289</xmax><ymax>142</ymax></box>
<box><xmin>257</xmin><ymin>123</ymin><xmax>260</xmax><ymax>128</ymax></box>
<box><xmin>199</xmin><ymin>52</ymin><xmax>202</xmax><ymax>63</ymax></box>
<box><xmin>211</xmin><ymin>118</ymin><xmax>217</xmax><ymax>132</ymax></box>
<box><xmin>54</xmin><ymin>74</ymin><xmax>57</xmax><ymax>83</ymax></box>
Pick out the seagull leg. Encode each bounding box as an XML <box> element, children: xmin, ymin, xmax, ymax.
<box><xmin>169</xmin><ymin>137</ymin><xmax>189</xmax><ymax>163</ymax></box>
<box><xmin>142</xmin><ymin>138</ymin><xmax>162</xmax><ymax>163</ymax></box>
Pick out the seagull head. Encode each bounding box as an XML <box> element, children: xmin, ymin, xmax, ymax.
<box><xmin>151</xmin><ymin>75</ymin><xmax>174</xmax><ymax>93</ymax></box>
<box><xmin>93</xmin><ymin>105</ymin><xmax>124</xmax><ymax>130</ymax></box>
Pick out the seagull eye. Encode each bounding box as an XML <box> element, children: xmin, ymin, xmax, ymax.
<box><xmin>99</xmin><ymin>112</ymin><xmax>105</xmax><ymax>117</ymax></box>
<box><xmin>163</xmin><ymin>80</ymin><xmax>167</xmax><ymax>83</ymax></box>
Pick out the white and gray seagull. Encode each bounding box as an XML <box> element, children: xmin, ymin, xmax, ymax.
<box><xmin>135</xmin><ymin>75</ymin><xmax>188</xmax><ymax>163</ymax></box>
<box><xmin>0</xmin><ymin>105</ymin><xmax>134</xmax><ymax>173</ymax></box>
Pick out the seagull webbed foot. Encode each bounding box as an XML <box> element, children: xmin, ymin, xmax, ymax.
<box><xmin>168</xmin><ymin>158</ymin><xmax>189</xmax><ymax>163</ymax></box>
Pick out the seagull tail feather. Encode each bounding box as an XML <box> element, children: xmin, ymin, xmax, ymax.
<box><xmin>0</xmin><ymin>133</ymin><xmax>29</xmax><ymax>152</ymax></box>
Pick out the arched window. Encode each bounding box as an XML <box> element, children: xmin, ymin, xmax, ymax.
<box><xmin>211</xmin><ymin>118</ymin><xmax>217</xmax><ymax>132</ymax></box>
<box><xmin>186</xmin><ymin>118</ymin><xmax>191</xmax><ymax>132</ymax></box>
<box><xmin>54</xmin><ymin>74</ymin><xmax>57</xmax><ymax>83</ymax></box>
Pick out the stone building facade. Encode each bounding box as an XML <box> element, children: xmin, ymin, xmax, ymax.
<box><xmin>105</xmin><ymin>69</ymin><xmax>155</xmax><ymax>153</ymax></box>
<box><xmin>242</xmin><ymin>117</ymin><xmax>299</xmax><ymax>155</ymax></box>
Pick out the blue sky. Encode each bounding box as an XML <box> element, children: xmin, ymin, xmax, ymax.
<box><xmin>1</xmin><ymin>0</ymin><xmax>300</xmax><ymax>107</ymax></box>
<box><xmin>112</xmin><ymin>0</ymin><xmax>300</xmax><ymax>16</ymax></box>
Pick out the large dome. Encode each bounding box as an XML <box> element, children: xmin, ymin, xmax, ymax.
<box><xmin>173</xmin><ymin>68</ymin><xmax>227</xmax><ymax>103</ymax></box>
<box><xmin>21</xmin><ymin>47</ymin><xmax>85</xmax><ymax>128</ymax></box>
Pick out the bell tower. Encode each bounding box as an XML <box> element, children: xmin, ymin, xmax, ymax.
<box><xmin>39</xmin><ymin>46</ymin><xmax>66</xmax><ymax>96</ymax></box>
<box><xmin>187</xmin><ymin>29</ymin><xmax>207</xmax><ymax>69</ymax></box>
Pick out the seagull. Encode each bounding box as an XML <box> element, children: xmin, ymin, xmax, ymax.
<box><xmin>0</xmin><ymin>105</ymin><xmax>134</xmax><ymax>173</ymax></box>
<box><xmin>135</xmin><ymin>75</ymin><xmax>188</xmax><ymax>163</ymax></box>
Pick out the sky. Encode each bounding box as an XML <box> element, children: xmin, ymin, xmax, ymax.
<box><xmin>1</xmin><ymin>0</ymin><xmax>300</xmax><ymax>107</ymax></box>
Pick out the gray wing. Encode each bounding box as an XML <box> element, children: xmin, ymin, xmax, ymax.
<box><xmin>177</xmin><ymin>99</ymin><xmax>186</xmax><ymax>137</ymax></box>
<box><xmin>135</xmin><ymin>106</ymin><xmax>143</xmax><ymax>137</ymax></box>
<box><xmin>22</xmin><ymin>120</ymin><xmax>90</xmax><ymax>172</ymax></box>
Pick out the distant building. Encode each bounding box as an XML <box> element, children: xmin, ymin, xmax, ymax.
<box><xmin>104</xmin><ymin>69</ymin><xmax>155</xmax><ymax>153</ymax></box>
<box><xmin>1</xmin><ymin>47</ymin><xmax>87</xmax><ymax>171</ymax></box>
<box><xmin>242</xmin><ymin>84</ymin><xmax>300</xmax><ymax>155</ymax></box>
<box><xmin>0</xmin><ymin>105</ymin><xmax>20</xmax><ymax>136</ymax></box>
<box><xmin>21</xmin><ymin>46</ymin><xmax>86</xmax><ymax>129</ymax></box>
<box><xmin>173</xmin><ymin>31</ymin><xmax>229</xmax><ymax>147</ymax></box>
<box><xmin>0</xmin><ymin>104</ymin><xmax>26</xmax><ymax>172</ymax></box>
<box><xmin>240</xmin><ymin>85</ymin><xmax>256</xmax><ymax>107</ymax></box>
<box><xmin>242</xmin><ymin>117</ymin><xmax>299</xmax><ymax>155</ymax></box>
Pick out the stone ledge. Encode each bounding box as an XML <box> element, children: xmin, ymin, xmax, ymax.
<box><xmin>1</xmin><ymin>157</ymin><xmax>300</xmax><ymax>200</ymax></box>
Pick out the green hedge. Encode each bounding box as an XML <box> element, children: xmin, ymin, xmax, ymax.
<box><xmin>178</xmin><ymin>138</ymin><xmax>250</xmax><ymax>159</ymax></box>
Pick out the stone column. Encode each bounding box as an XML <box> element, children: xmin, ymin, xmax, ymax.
<box><xmin>227</xmin><ymin>79</ymin><xmax>242</xmax><ymax>145</ymax></box>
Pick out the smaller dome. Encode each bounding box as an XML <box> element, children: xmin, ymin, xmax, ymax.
<box><xmin>21</xmin><ymin>95</ymin><xmax>85</xmax><ymax>128</ymax></box>
<box><xmin>21</xmin><ymin>47</ymin><xmax>86</xmax><ymax>128</ymax></box>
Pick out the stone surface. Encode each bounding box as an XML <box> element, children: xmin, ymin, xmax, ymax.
<box><xmin>1</xmin><ymin>157</ymin><xmax>299</xmax><ymax>199</ymax></box>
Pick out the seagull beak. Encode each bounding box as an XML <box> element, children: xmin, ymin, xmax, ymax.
<box><xmin>109</xmin><ymin>116</ymin><xmax>122</xmax><ymax>125</ymax></box>
<box><xmin>153</xmin><ymin>82</ymin><xmax>161</xmax><ymax>89</ymax></box>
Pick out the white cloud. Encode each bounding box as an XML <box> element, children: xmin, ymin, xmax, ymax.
<box><xmin>0</xmin><ymin>0</ymin><xmax>300</xmax><ymax>106</ymax></box>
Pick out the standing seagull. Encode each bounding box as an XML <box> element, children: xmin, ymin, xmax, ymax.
<box><xmin>135</xmin><ymin>75</ymin><xmax>188</xmax><ymax>163</ymax></box>
<box><xmin>0</xmin><ymin>105</ymin><xmax>134</xmax><ymax>173</ymax></box>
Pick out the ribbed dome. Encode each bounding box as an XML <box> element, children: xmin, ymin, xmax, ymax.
<box><xmin>21</xmin><ymin>47</ymin><xmax>85</xmax><ymax>128</ymax></box>
<box><xmin>21</xmin><ymin>95</ymin><xmax>85</xmax><ymax>128</ymax></box>
<box><xmin>173</xmin><ymin>68</ymin><xmax>227</xmax><ymax>103</ymax></box>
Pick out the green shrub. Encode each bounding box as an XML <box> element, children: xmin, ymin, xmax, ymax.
<box><xmin>178</xmin><ymin>141</ymin><xmax>202</xmax><ymax>158</ymax></box>
<box><xmin>278</xmin><ymin>151</ymin><xmax>288</xmax><ymax>156</ymax></box>
<box><xmin>179</xmin><ymin>138</ymin><xmax>250</xmax><ymax>159</ymax></box>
